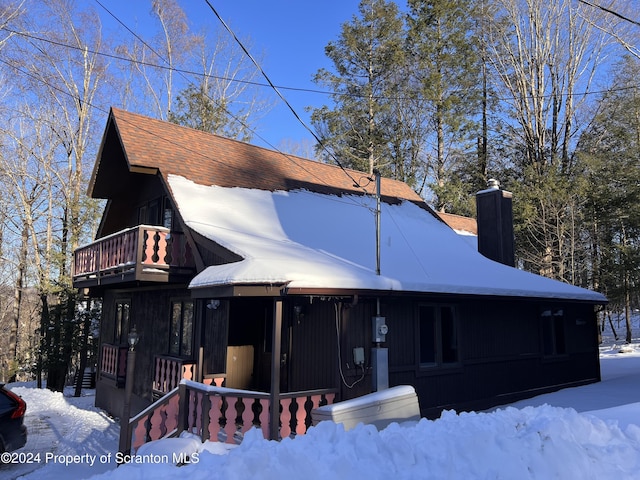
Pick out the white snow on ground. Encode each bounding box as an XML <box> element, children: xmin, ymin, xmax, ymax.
<box><xmin>1</xmin><ymin>329</ymin><xmax>640</xmax><ymax>479</ymax></box>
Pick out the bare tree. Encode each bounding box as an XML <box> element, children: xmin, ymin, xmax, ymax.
<box><xmin>168</xmin><ymin>29</ymin><xmax>272</xmax><ymax>141</ymax></box>
<box><xmin>116</xmin><ymin>0</ymin><xmax>196</xmax><ymax>119</ymax></box>
<box><xmin>486</xmin><ymin>0</ymin><xmax>621</xmax><ymax>280</ymax></box>
<box><xmin>1</xmin><ymin>0</ymin><xmax>107</xmax><ymax>390</ymax></box>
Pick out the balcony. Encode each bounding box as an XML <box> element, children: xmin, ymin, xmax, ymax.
<box><xmin>73</xmin><ymin>225</ymin><xmax>196</xmax><ymax>288</ymax></box>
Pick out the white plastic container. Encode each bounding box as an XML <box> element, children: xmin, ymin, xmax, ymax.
<box><xmin>311</xmin><ymin>385</ymin><xmax>420</xmax><ymax>431</ymax></box>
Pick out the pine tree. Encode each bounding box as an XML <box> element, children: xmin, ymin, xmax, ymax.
<box><xmin>406</xmin><ymin>0</ymin><xmax>483</xmax><ymax>211</ymax></box>
<box><xmin>578</xmin><ymin>55</ymin><xmax>640</xmax><ymax>343</ymax></box>
<box><xmin>311</xmin><ymin>0</ymin><xmax>408</xmax><ymax>179</ymax></box>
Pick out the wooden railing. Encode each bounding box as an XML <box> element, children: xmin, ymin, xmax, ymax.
<box><xmin>73</xmin><ymin>225</ymin><xmax>195</xmax><ymax>286</ymax></box>
<box><xmin>152</xmin><ymin>355</ymin><xmax>196</xmax><ymax>398</ymax></box>
<box><xmin>123</xmin><ymin>381</ymin><xmax>337</xmax><ymax>454</ymax></box>
<box><xmin>100</xmin><ymin>344</ymin><xmax>128</xmax><ymax>387</ymax></box>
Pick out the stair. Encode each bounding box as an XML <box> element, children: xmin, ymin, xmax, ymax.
<box><xmin>74</xmin><ymin>367</ymin><xmax>96</xmax><ymax>389</ymax></box>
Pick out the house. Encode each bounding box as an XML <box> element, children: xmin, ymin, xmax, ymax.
<box><xmin>73</xmin><ymin>108</ymin><xmax>606</xmax><ymax>435</ymax></box>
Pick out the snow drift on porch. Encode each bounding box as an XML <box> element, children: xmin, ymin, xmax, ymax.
<box><xmin>167</xmin><ymin>175</ymin><xmax>605</xmax><ymax>302</ymax></box>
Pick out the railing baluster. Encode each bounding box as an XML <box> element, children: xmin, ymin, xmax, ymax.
<box><xmin>280</xmin><ymin>398</ymin><xmax>293</xmax><ymax>439</ymax></box>
<box><xmin>293</xmin><ymin>397</ymin><xmax>307</xmax><ymax>436</ymax></box>
<box><xmin>148</xmin><ymin>408</ymin><xmax>164</xmax><ymax>440</ymax></box>
<box><xmin>164</xmin><ymin>393</ymin><xmax>179</xmax><ymax>434</ymax></box>
<box><xmin>127</xmin><ymin>381</ymin><xmax>337</xmax><ymax>453</ymax></box>
<box><xmin>223</xmin><ymin>397</ymin><xmax>238</xmax><ymax>444</ymax></box>
<box><xmin>258</xmin><ymin>398</ymin><xmax>270</xmax><ymax>439</ymax></box>
<box><xmin>208</xmin><ymin>395</ymin><xmax>223</xmax><ymax>442</ymax></box>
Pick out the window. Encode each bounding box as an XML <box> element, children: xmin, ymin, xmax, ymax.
<box><xmin>114</xmin><ymin>300</ymin><xmax>131</xmax><ymax>345</ymax></box>
<box><xmin>541</xmin><ymin>308</ymin><xmax>566</xmax><ymax>356</ymax></box>
<box><xmin>137</xmin><ymin>196</ymin><xmax>180</xmax><ymax>231</ymax></box>
<box><xmin>170</xmin><ymin>300</ymin><xmax>194</xmax><ymax>357</ymax></box>
<box><xmin>163</xmin><ymin>198</ymin><xmax>174</xmax><ymax>230</ymax></box>
<box><xmin>418</xmin><ymin>305</ymin><xmax>459</xmax><ymax>367</ymax></box>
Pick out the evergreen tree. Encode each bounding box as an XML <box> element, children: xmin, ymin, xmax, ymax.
<box><xmin>406</xmin><ymin>0</ymin><xmax>483</xmax><ymax>211</ymax></box>
<box><xmin>311</xmin><ymin>0</ymin><xmax>408</xmax><ymax>179</ymax></box>
<box><xmin>578</xmin><ymin>55</ymin><xmax>640</xmax><ymax>342</ymax></box>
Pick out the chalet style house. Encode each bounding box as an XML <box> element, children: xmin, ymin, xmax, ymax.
<box><xmin>73</xmin><ymin>108</ymin><xmax>606</xmax><ymax>446</ymax></box>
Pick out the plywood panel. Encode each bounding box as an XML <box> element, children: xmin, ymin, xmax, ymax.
<box><xmin>226</xmin><ymin>345</ymin><xmax>254</xmax><ymax>389</ymax></box>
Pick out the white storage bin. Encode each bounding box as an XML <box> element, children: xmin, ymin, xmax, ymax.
<box><xmin>311</xmin><ymin>385</ymin><xmax>420</xmax><ymax>431</ymax></box>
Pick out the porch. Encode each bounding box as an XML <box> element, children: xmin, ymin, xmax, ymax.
<box><xmin>72</xmin><ymin>225</ymin><xmax>196</xmax><ymax>288</ymax></box>
<box><xmin>122</xmin><ymin>380</ymin><xmax>337</xmax><ymax>454</ymax></box>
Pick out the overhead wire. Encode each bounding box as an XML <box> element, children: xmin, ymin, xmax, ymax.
<box><xmin>2</xmin><ymin>25</ymin><xmax>639</xmax><ymax>109</ymax></box>
<box><xmin>201</xmin><ymin>0</ymin><xmax>368</xmax><ymax>193</ymax></box>
<box><xmin>577</xmin><ymin>0</ymin><xmax>640</xmax><ymax>28</ymax></box>
<box><xmin>90</xmin><ymin>0</ymin><xmax>375</xmax><ymax>206</ymax></box>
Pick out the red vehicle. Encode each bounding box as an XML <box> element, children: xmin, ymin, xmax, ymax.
<box><xmin>0</xmin><ymin>384</ymin><xmax>27</xmax><ymax>453</ymax></box>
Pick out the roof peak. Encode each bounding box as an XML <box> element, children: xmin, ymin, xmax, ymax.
<box><xmin>105</xmin><ymin>107</ymin><xmax>423</xmax><ymax>203</ymax></box>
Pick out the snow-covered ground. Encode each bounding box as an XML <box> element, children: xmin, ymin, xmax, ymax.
<box><xmin>2</xmin><ymin>326</ymin><xmax>640</xmax><ymax>480</ymax></box>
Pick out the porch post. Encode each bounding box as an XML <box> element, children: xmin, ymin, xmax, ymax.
<box><xmin>269</xmin><ymin>299</ymin><xmax>283</xmax><ymax>440</ymax></box>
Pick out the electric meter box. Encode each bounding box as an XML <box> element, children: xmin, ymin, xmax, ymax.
<box><xmin>372</xmin><ymin>316</ymin><xmax>388</xmax><ymax>343</ymax></box>
<box><xmin>311</xmin><ymin>385</ymin><xmax>420</xmax><ymax>431</ymax></box>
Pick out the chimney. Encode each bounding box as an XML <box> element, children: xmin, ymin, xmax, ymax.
<box><xmin>476</xmin><ymin>179</ymin><xmax>515</xmax><ymax>267</ymax></box>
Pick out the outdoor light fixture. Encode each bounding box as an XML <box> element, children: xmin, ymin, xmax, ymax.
<box><xmin>207</xmin><ymin>299</ymin><xmax>221</xmax><ymax>310</ymax></box>
<box><xmin>127</xmin><ymin>326</ymin><xmax>139</xmax><ymax>351</ymax></box>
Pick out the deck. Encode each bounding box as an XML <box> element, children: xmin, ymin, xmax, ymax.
<box><xmin>73</xmin><ymin>225</ymin><xmax>196</xmax><ymax>288</ymax></box>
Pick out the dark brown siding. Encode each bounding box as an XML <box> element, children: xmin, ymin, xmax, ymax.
<box><xmin>287</xmin><ymin>300</ymin><xmax>340</xmax><ymax>393</ymax></box>
<box><xmin>100</xmin><ymin>285</ymin><xmax>191</xmax><ymax>405</ymax></box>
<box><xmin>379</xmin><ymin>297</ymin><xmax>600</xmax><ymax>417</ymax></box>
<box><xmin>201</xmin><ymin>299</ymin><xmax>229</xmax><ymax>376</ymax></box>
<box><xmin>99</xmin><ymin>174</ymin><xmax>168</xmax><ymax>237</ymax></box>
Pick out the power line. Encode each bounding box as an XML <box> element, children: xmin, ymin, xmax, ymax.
<box><xmin>577</xmin><ymin>0</ymin><xmax>640</xmax><ymax>28</ymax></box>
<box><xmin>90</xmin><ymin>1</ymin><xmax>367</xmax><ymax>196</ymax></box>
<box><xmin>4</xmin><ymin>24</ymin><xmax>639</xmax><ymax>110</ymax></box>
<box><xmin>202</xmin><ymin>0</ymin><xmax>368</xmax><ymax>192</ymax></box>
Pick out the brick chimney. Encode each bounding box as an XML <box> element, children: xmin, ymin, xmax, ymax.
<box><xmin>475</xmin><ymin>179</ymin><xmax>515</xmax><ymax>267</ymax></box>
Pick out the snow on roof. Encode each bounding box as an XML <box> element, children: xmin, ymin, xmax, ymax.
<box><xmin>168</xmin><ymin>175</ymin><xmax>606</xmax><ymax>302</ymax></box>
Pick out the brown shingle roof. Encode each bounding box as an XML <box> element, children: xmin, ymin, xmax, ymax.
<box><xmin>436</xmin><ymin>212</ymin><xmax>477</xmax><ymax>235</ymax></box>
<box><xmin>95</xmin><ymin>108</ymin><xmax>423</xmax><ymax>203</ymax></box>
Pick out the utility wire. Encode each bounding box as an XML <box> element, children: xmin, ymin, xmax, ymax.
<box><xmin>202</xmin><ymin>0</ymin><xmax>368</xmax><ymax>192</ymax></box>
<box><xmin>90</xmin><ymin>0</ymin><xmax>374</xmax><ymax>203</ymax></box>
<box><xmin>3</xmin><ymin>25</ymin><xmax>639</xmax><ymax>108</ymax></box>
<box><xmin>577</xmin><ymin>0</ymin><xmax>640</xmax><ymax>28</ymax></box>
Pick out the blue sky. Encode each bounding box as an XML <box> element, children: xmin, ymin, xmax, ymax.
<box><xmin>96</xmin><ymin>1</ymin><xmax>364</xmax><ymax>150</ymax></box>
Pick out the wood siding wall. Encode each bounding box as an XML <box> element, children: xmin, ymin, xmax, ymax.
<box><xmin>100</xmin><ymin>286</ymin><xmax>192</xmax><ymax>406</ymax></box>
<box><xmin>285</xmin><ymin>295</ymin><xmax>600</xmax><ymax>418</ymax></box>
<box><xmin>97</xmin><ymin>288</ymin><xmax>600</xmax><ymax>420</ymax></box>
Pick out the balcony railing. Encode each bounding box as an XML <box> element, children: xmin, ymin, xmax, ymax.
<box><xmin>122</xmin><ymin>381</ymin><xmax>337</xmax><ymax>454</ymax></box>
<box><xmin>100</xmin><ymin>343</ymin><xmax>128</xmax><ymax>388</ymax></box>
<box><xmin>73</xmin><ymin>225</ymin><xmax>195</xmax><ymax>287</ymax></box>
<box><xmin>152</xmin><ymin>355</ymin><xmax>227</xmax><ymax>400</ymax></box>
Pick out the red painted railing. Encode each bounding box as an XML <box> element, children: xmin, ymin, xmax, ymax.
<box><xmin>152</xmin><ymin>355</ymin><xmax>197</xmax><ymax>398</ymax></box>
<box><xmin>123</xmin><ymin>381</ymin><xmax>337</xmax><ymax>454</ymax></box>
<box><xmin>100</xmin><ymin>344</ymin><xmax>128</xmax><ymax>387</ymax></box>
<box><xmin>73</xmin><ymin>225</ymin><xmax>194</xmax><ymax>286</ymax></box>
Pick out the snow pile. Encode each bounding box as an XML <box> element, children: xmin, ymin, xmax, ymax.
<box><xmin>2</xmin><ymin>328</ymin><xmax>639</xmax><ymax>479</ymax></box>
<box><xmin>93</xmin><ymin>406</ymin><xmax>640</xmax><ymax>480</ymax></box>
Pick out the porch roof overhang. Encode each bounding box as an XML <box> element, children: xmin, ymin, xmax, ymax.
<box><xmin>190</xmin><ymin>283</ymin><xmax>287</xmax><ymax>299</ymax></box>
